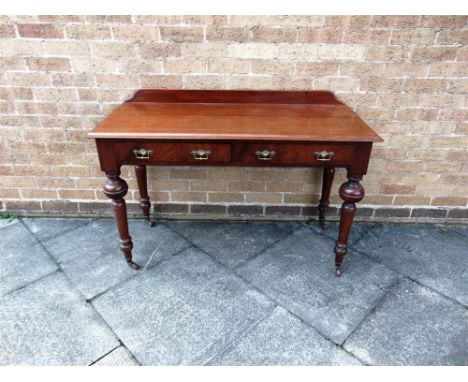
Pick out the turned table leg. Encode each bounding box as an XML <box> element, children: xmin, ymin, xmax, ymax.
<box><xmin>334</xmin><ymin>175</ymin><xmax>364</xmax><ymax>277</ymax></box>
<box><xmin>318</xmin><ymin>167</ymin><xmax>335</xmax><ymax>229</ymax></box>
<box><xmin>103</xmin><ymin>170</ymin><xmax>140</xmax><ymax>270</ymax></box>
<box><xmin>135</xmin><ymin>165</ymin><xmax>154</xmax><ymax>226</ymax></box>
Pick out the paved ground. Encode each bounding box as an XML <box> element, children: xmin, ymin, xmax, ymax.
<box><xmin>0</xmin><ymin>217</ymin><xmax>467</xmax><ymax>365</ymax></box>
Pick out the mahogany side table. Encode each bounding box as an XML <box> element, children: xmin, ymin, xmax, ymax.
<box><xmin>88</xmin><ymin>90</ymin><xmax>383</xmax><ymax>276</ymax></box>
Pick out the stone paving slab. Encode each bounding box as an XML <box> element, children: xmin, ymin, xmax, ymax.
<box><xmin>42</xmin><ymin>220</ymin><xmax>191</xmax><ymax>299</ymax></box>
<box><xmin>23</xmin><ymin>217</ymin><xmax>91</xmax><ymax>242</ymax></box>
<box><xmin>92</xmin><ymin>247</ymin><xmax>275</xmax><ymax>365</ymax></box>
<box><xmin>93</xmin><ymin>346</ymin><xmax>139</xmax><ymax>366</ymax></box>
<box><xmin>344</xmin><ymin>279</ymin><xmax>468</xmax><ymax>365</ymax></box>
<box><xmin>0</xmin><ymin>272</ymin><xmax>119</xmax><ymax>365</ymax></box>
<box><xmin>236</xmin><ymin>226</ymin><xmax>400</xmax><ymax>344</ymax></box>
<box><xmin>353</xmin><ymin>223</ymin><xmax>468</xmax><ymax>306</ymax></box>
<box><xmin>0</xmin><ymin>222</ymin><xmax>58</xmax><ymax>297</ymax></box>
<box><xmin>307</xmin><ymin>221</ymin><xmax>372</xmax><ymax>246</ymax></box>
<box><xmin>165</xmin><ymin>221</ymin><xmax>297</xmax><ymax>269</ymax></box>
<box><xmin>208</xmin><ymin>306</ymin><xmax>362</xmax><ymax>366</ymax></box>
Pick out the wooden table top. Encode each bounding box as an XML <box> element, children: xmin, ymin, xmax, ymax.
<box><xmin>88</xmin><ymin>90</ymin><xmax>383</xmax><ymax>143</ymax></box>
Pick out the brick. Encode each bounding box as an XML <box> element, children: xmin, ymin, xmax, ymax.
<box><xmin>51</xmin><ymin>73</ymin><xmax>94</xmax><ymax>87</ymax></box>
<box><xmin>208</xmin><ymin>192</ymin><xmax>243</xmax><ymax>203</ymax></box>
<box><xmin>160</xmin><ymin>27</ymin><xmax>204</xmax><ymax>42</ymax></box>
<box><xmin>230</xmin><ymin>76</ymin><xmax>274</xmax><ymax>90</ymax></box>
<box><xmin>384</xmin><ymin>63</ymin><xmax>428</xmax><ymax>77</ymax></box>
<box><xmin>206</xmin><ymin>27</ymin><xmax>250</xmax><ymax>42</ymax></box>
<box><xmin>91</xmin><ymin>42</ymin><xmax>136</xmax><ymax>58</ymax></box>
<box><xmin>325</xmin><ymin>16</ymin><xmax>371</xmax><ymax>28</ymax></box>
<box><xmin>86</xmin><ymin>15</ymin><xmax>133</xmax><ymax>23</ymax></box>
<box><xmin>411</xmin><ymin>208</ymin><xmax>447</xmax><ymax>218</ymax></box>
<box><xmin>250</xmin><ymin>27</ymin><xmax>297</xmax><ymax>43</ymax></box>
<box><xmin>171</xmin><ymin>191</ymin><xmax>206</xmax><ymax>202</ymax></box>
<box><xmin>227</xmin><ymin>205</ymin><xmax>263</xmax><ymax>215</ymax></box>
<box><xmin>386</xmin><ymin>161</ymin><xmax>425</xmax><ymax>172</ymax></box>
<box><xmin>431</xmin><ymin>197</ymin><xmax>467</xmax><ymax>207</ymax></box>
<box><xmin>438</xmin><ymin>109</ymin><xmax>468</xmax><ymax>121</ymax></box>
<box><xmin>34</xmin><ymin>88</ymin><xmax>78</xmax><ymax>101</ymax></box>
<box><xmin>0</xmin><ymin>87</ymin><xmax>33</xmax><ymax>101</ymax></box>
<box><xmin>343</xmin><ymin>29</ymin><xmax>391</xmax><ymax>45</ymax></box>
<box><xmin>317</xmin><ymin>45</ymin><xmax>366</xmax><ymax>61</ymax></box>
<box><xmin>361</xmin><ymin>78</ymin><xmax>403</xmax><ymax>93</ymax></box>
<box><xmin>393</xmin><ymin>196</ymin><xmax>431</xmax><ymax>206</ymax></box>
<box><xmin>18</xmin><ymin>23</ymin><xmax>63</xmax><ymax>38</ymax></box>
<box><xmin>227</xmin><ymin>44</ymin><xmax>277</xmax><ymax>59</ymax></box>
<box><xmin>0</xmin><ymin>24</ymin><xmax>15</xmax><ymax>37</ymax></box>
<box><xmin>431</xmin><ymin>135</ymin><xmax>468</xmax><ymax>148</ymax></box>
<box><xmin>43</xmin><ymin>41</ymin><xmax>89</xmax><ymax>56</ymax></box>
<box><xmin>251</xmin><ymin>60</ymin><xmax>294</xmax><ymax>75</ymax></box>
<box><xmin>277</xmin><ymin>45</ymin><xmax>319</xmax><ymax>60</ymax></box>
<box><xmin>6</xmin><ymin>72</ymin><xmax>50</xmax><ymax>86</ymax></box>
<box><xmin>298</xmin><ymin>28</ymin><xmax>342</xmax><ymax>44</ymax></box>
<box><xmin>404</xmin><ymin>79</ymin><xmax>448</xmax><ymax>93</ymax></box>
<box><xmin>73</xmin><ymin>58</ymin><xmax>116</xmax><ymax>73</ymax></box>
<box><xmin>207</xmin><ymin>59</ymin><xmax>250</xmax><ymax>74</ymax></box>
<box><xmin>391</xmin><ymin>29</ymin><xmax>436</xmax><ymax>45</ymax></box>
<box><xmin>419</xmin><ymin>16</ymin><xmax>467</xmax><ymax>28</ymax></box>
<box><xmin>0</xmin><ymin>39</ymin><xmax>43</xmax><ymax>56</ymax></box>
<box><xmin>5</xmin><ymin>200</ymin><xmax>42</xmax><ymax>212</ymax></box>
<box><xmin>95</xmin><ymin>74</ymin><xmax>138</xmax><ymax>88</ymax></box>
<box><xmin>395</xmin><ymin>109</ymin><xmax>438</xmax><ymax>121</ymax></box>
<box><xmin>366</xmin><ymin>46</ymin><xmax>409</xmax><ymax>61</ymax></box>
<box><xmin>164</xmin><ymin>59</ymin><xmax>206</xmax><ymax>73</ymax></box>
<box><xmin>370</xmin><ymin>16</ymin><xmax>420</xmax><ymax>28</ymax></box>
<box><xmin>183</xmin><ymin>75</ymin><xmax>228</xmax><ymax>89</ymax></box>
<box><xmin>112</xmin><ymin>25</ymin><xmax>157</xmax><ymax>40</ymax></box>
<box><xmin>135</xmin><ymin>16</ymin><xmax>184</xmax><ymax>24</ymax></box>
<box><xmin>117</xmin><ymin>58</ymin><xmax>161</xmax><ymax>74</ymax></box>
<box><xmin>38</xmin><ymin>15</ymin><xmax>85</xmax><ymax>23</ymax></box>
<box><xmin>339</xmin><ymin>62</ymin><xmax>383</xmax><ymax>77</ymax></box>
<box><xmin>138</xmin><ymin>43</ymin><xmax>181</xmax><ymax>58</ymax></box>
<box><xmin>22</xmin><ymin>189</ymin><xmax>58</xmax><ymax>199</ymax></box>
<box><xmin>448</xmin><ymin>209</ymin><xmax>468</xmax><ymax>219</ymax></box>
<box><xmin>429</xmin><ymin>62</ymin><xmax>468</xmax><ymax>77</ymax></box>
<box><xmin>296</xmin><ymin>62</ymin><xmax>339</xmax><ymax>76</ymax></box>
<box><xmin>245</xmin><ymin>193</ymin><xmax>282</xmax><ymax>204</ymax></box>
<box><xmin>170</xmin><ymin>168</ymin><xmax>207</xmax><ymax>180</ymax></box>
<box><xmin>67</xmin><ymin>25</ymin><xmax>111</xmax><ymax>40</ymax></box>
<box><xmin>140</xmin><ymin>75</ymin><xmax>182</xmax><ymax>88</ymax></box>
<box><xmin>182</xmin><ymin>43</ymin><xmax>227</xmax><ymax>58</ymax></box>
<box><xmin>0</xmin><ymin>57</ymin><xmax>25</xmax><ymax>70</ymax></box>
<box><xmin>229</xmin><ymin>182</ymin><xmax>264</xmax><ymax>192</ymax></box>
<box><xmin>154</xmin><ymin>203</ymin><xmax>188</xmax><ymax>214</ymax></box>
<box><xmin>412</xmin><ymin>47</ymin><xmax>457</xmax><ymax>62</ymax></box>
<box><xmin>265</xmin><ymin>206</ymin><xmax>301</xmax><ymax>216</ymax></box>
<box><xmin>374</xmin><ymin>208</ymin><xmax>411</xmax><ymax>218</ymax></box>
<box><xmin>26</xmin><ymin>57</ymin><xmax>71</xmax><ymax>72</ymax></box>
<box><xmin>381</xmin><ymin>184</ymin><xmax>416</xmax><ymax>195</ymax></box>
<box><xmin>190</xmin><ymin>181</ymin><xmax>227</xmax><ymax>192</ymax></box>
<box><xmin>436</xmin><ymin>30</ymin><xmax>468</xmax><ymax>45</ymax></box>
<box><xmin>191</xmin><ymin>204</ymin><xmax>226</xmax><ymax>214</ymax></box>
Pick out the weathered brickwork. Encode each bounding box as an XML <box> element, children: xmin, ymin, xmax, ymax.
<box><xmin>0</xmin><ymin>15</ymin><xmax>467</xmax><ymax>221</ymax></box>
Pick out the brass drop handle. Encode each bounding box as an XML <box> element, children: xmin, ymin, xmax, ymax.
<box><xmin>256</xmin><ymin>150</ymin><xmax>276</xmax><ymax>161</ymax></box>
<box><xmin>314</xmin><ymin>150</ymin><xmax>335</xmax><ymax>161</ymax></box>
<box><xmin>191</xmin><ymin>149</ymin><xmax>211</xmax><ymax>160</ymax></box>
<box><xmin>133</xmin><ymin>148</ymin><xmax>154</xmax><ymax>160</ymax></box>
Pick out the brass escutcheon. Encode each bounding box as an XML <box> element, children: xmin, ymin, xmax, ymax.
<box><xmin>191</xmin><ymin>149</ymin><xmax>211</xmax><ymax>160</ymax></box>
<box><xmin>314</xmin><ymin>150</ymin><xmax>335</xmax><ymax>161</ymax></box>
<box><xmin>133</xmin><ymin>148</ymin><xmax>154</xmax><ymax>159</ymax></box>
<box><xmin>255</xmin><ymin>150</ymin><xmax>276</xmax><ymax>160</ymax></box>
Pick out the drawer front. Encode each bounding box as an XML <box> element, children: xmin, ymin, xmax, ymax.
<box><xmin>234</xmin><ymin>143</ymin><xmax>354</xmax><ymax>166</ymax></box>
<box><xmin>113</xmin><ymin>142</ymin><xmax>231</xmax><ymax>164</ymax></box>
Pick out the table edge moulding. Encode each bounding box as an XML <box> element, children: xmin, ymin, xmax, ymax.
<box><xmin>87</xmin><ymin>89</ymin><xmax>383</xmax><ymax>277</ymax></box>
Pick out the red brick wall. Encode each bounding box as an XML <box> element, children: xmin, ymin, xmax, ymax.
<box><xmin>0</xmin><ymin>16</ymin><xmax>467</xmax><ymax>221</ymax></box>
